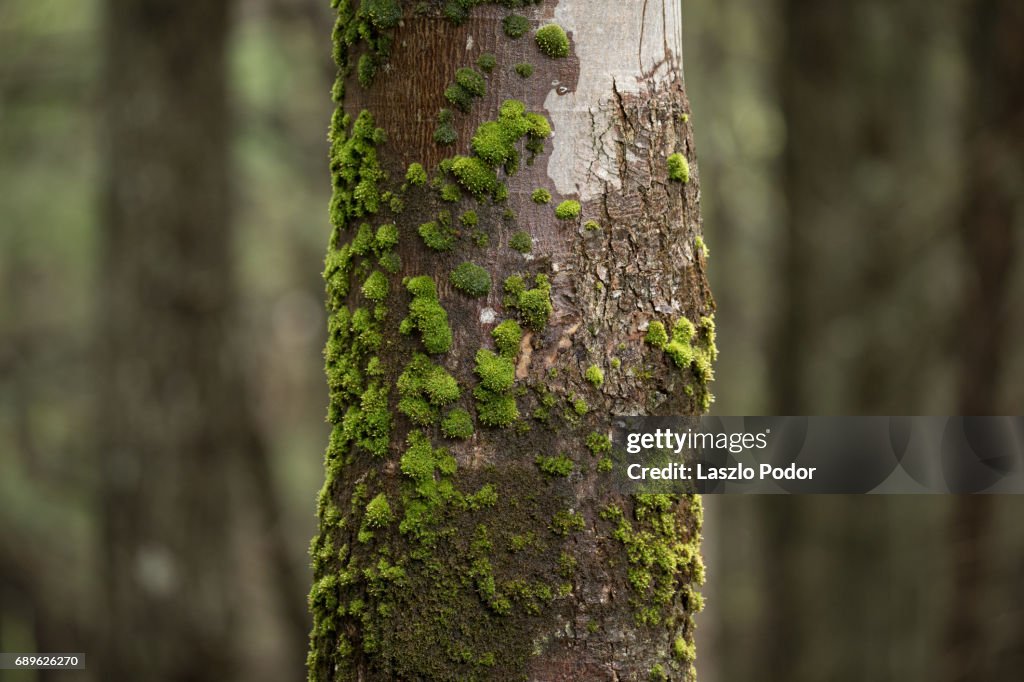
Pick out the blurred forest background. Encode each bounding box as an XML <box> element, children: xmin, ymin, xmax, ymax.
<box><xmin>0</xmin><ymin>0</ymin><xmax>1021</xmax><ymax>681</ymax></box>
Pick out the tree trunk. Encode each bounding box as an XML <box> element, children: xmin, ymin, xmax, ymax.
<box><xmin>308</xmin><ymin>1</ymin><xmax>712</xmax><ymax>680</ymax></box>
<box><xmin>96</xmin><ymin>1</ymin><xmax>248</xmax><ymax>679</ymax></box>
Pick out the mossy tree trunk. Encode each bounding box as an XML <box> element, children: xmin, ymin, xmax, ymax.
<box><xmin>309</xmin><ymin>2</ymin><xmax>713</xmax><ymax>680</ymax></box>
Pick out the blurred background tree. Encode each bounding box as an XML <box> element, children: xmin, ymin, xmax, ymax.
<box><xmin>0</xmin><ymin>0</ymin><xmax>1021</xmax><ymax>680</ymax></box>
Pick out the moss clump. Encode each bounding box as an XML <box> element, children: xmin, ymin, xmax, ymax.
<box><xmin>451</xmin><ymin>156</ymin><xmax>499</xmax><ymax>198</ymax></box>
<box><xmin>535</xmin><ymin>24</ymin><xmax>570</xmax><ymax>58</ymax></box>
<box><xmin>650</xmin><ymin>664</ymin><xmax>668</xmax><ymax>682</ymax></box>
<box><xmin>445</xmin><ymin>67</ymin><xmax>486</xmax><ymax>112</ymax></box>
<box><xmin>401</xmin><ymin>276</ymin><xmax>453</xmax><ymax>354</ymax></box>
<box><xmin>508</xmin><ymin>231</ymin><xmax>532</xmax><ymax>254</ymax></box>
<box><xmin>362</xmin><ymin>0</ymin><xmax>402</xmax><ymax>30</ymax></box>
<box><xmin>433</xmin><ymin>108</ymin><xmax>458</xmax><ymax>146</ymax></box>
<box><xmin>570</xmin><ymin>395</ymin><xmax>589</xmax><ymax>416</ymax></box>
<box><xmin>584</xmin><ymin>219</ymin><xmax>601</xmax><ymax>232</ymax></box>
<box><xmin>361</xmin><ymin>270</ymin><xmax>389</xmax><ymax>302</ymax></box>
<box><xmin>450</xmin><ymin>262</ymin><xmax>492</xmax><ymax>297</ymax></box>
<box><xmin>357</xmin><ymin>53</ymin><xmax>378</xmax><ymax>88</ymax></box>
<box><xmin>503</xmin><ymin>14</ymin><xmax>530</xmax><ymax>38</ymax></box>
<box><xmin>441</xmin><ymin>408</ymin><xmax>475</xmax><ymax>439</ymax></box>
<box><xmin>645</xmin><ymin>321</ymin><xmax>669</xmax><ymax>349</ymax></box>
<box><xmin>695</xmin><ymin>235</ymin><xmax>709</xmax><ymax>258</ymax></box>
<box><xmin>503</xmin><ymin>274</ymin><xmax>552</xmax><ymax>330</ymax></box>
<box><xmin>459</xmin><ymin>210</ymin><xmax>478</xmax><ymax>227</ymax></box>
<box><xmin>439</xmin><ymin>183</ymin><xmax>462</xmax><ymax>203</ymax></box>
<box><xmin>364</xmin><ymin>492</ymin><xmax>394</xmax><ymax>529</ymax></box>
<box><xmin>405</xmin><ymin>162</ymin><xmax>427</xmax><ymax>186</ymax></box>
<box><xmin>550</xmin><ymin>510</ymin><xmax>585</xmax><ymax>535</ymax></box>
<box><xmin>536</xmin><ymin>454</ymin><xmax>574</xmax><ymax>477</ymax></box>
<box><xmin>492</xmin><ymin>320</ymin><xmax>522</xmax><ymax>358</ymax></box>
<box><xmin>673</xmin><ymin>635</ymin><xmax>696</xmax><ymax>663</ymax></box>
<box><xmin>531</xmin><ymin>188</ymin><xmax>552</xmax><ymax>204</ymax></box>
<box><xmin>514</xmin><ymin>62</ymin><xmax>534</xmax><ymax>78</ymax></box>
<box><xmin>585</xmin><ymin>364</ymin><xmax>604</xmax><ymax>387</ymax></box>
<box><xmin>456</xmin><ymin>67</ymin><xmax>486</xmax><ymax>97</ymax></box>
<box><xmin>555</xmin><ymin>200</ymin><xmax>581</xmax><ymax>220</ymax></box>
<box><xmin>397</xmin><ymin>353</ymin><xmax>461</xmax><ymax>426</ymax></box>
<box><xmin>667</xmin><ymin>152</ymin><xmax>690</xmax><ymax>183</ymax></box>
<box><xmin>476</xmin><ymin>52</ymin><xmax>497</xmax><ymax>73</ymax></box>
<box><xmin>611</xmin><ymin>357</ymin><xmax>621</xmax><ymax>369</ymax></box>
<box><xmin>375</xmin><ymin>223</ymin><xmax>398</xmax><ymax>250</ymax></box>
<box><xmin>474</xmin><ymin>349</ymin><xmax>515</xmax><ymax>392</ymax></box>
<box><xmin>586</xmin><ymin>431</ymin><xmax>612</xmax><ymax>455</ymax></box>
<box><xmin>418</xmin><ymin>212</ymin><xmax>457</xmax><ymax>251</ymax></box>
<box><xmin>474</xmin><ymin>349</ymin><xmax>519</xmax><ymax>427</ymax></box>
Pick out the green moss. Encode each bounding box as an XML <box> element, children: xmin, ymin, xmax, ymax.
<box><xmin>445</xmin><ymin>67</ymin><xmax>486</xmax><ymax>112</ymax></box>
<box><xmin>441</xmin><ymin>408</ymin><xmax>475</xmax><ymax>439</ymax></box>
<box><xmin>418</xmin><ymin>214</ymin><xmax>457</xmax><ymax>251</ymax></box>
<box><xmin>401</xmin><ymin>276</ymin><xmax>453</xmax><ymax>354</ymax></box>
<box><xmin>645</xmin><ymin>321</ymin><xmax>668</xmax><ymax>349</ymax></box>
<box><xmin>550</xmin><ymin>510</ymin><xmax>585</xmax><ymax>535</ymax></box>
<box><xmin>514</xmin><ymin>62</ymin><xmax>534</xmax><ymax>78</ymax></box>
<box><xmin>555</xmin><ymin>200</ymin><xmax>581</xmax><ymax>220</ymax></box>
<box><xmin>649</xmin><ymin>663</ymin><xmax>668</xmax><ymax>682</ymax></box>
<box><xmin>405</xmin><ymin>162</ymin><xmax>427</xmax><ymax>186</ymax></box>
<box><xmin>474</xmin><ymin>349</ymin><xmax>519</xmax><ymax>427</ymax></box>
<box><xmin>364</xmin><ymin>492</ymin><xmax>394</xmax><ymax>529</ymax></box>
<box><xmin>503</xmin><ymin>274</ymin><xmax>552</xmax><ymax>330</ymax></box>
<box><xmin>362</xmin><ymin>0</ymin><xmax>402</xmax><ymax>29</ymax></box>
<box><xmin>474</xmin><ymin>349</ymin><xmax>515</xmax><ymax>392</ymax></box>
<box><xmin>492</xmin><ymin>320</ymin><xmax>523</xmax><ymax>358</ymax></box>
<box><xmin>451</xmin><ymin>156</ymin><xmax>499</xmax><ymax>198</ymax></box>
<box><xmin>503</xmin><ymin>14</ymin><xmax>530</xmax><ymax>38</ymax></box>
<box><xmin>397</xmin><ymin>354</ymin><xmax>461</xmax><ymax>426</ymax></box>
<box><xmin>571</xmin><ymin>395</ymin><xmax>589</xmax><ymax>416</ymax></box>
<box><xmin>433</xmin><ymin>108</ymin><xmax>458</xmax><ymax>146</ymax></box>
<box><xmin>536</xmin><ymin>454</ymin><xmax>574</xmax><ymax>477</ymax></box>
<box><xmin>611</xmin><ymin>357</ymin><xmax>621</xmax><ymax>370</ymax></box>
<box><xmin>535</xmin><ymin>24</ymin><xmax>570</xmax><ymax>58</ymax></box>
<box><xmin>450</xmin><ymin>262</ymin><xmax>492</xmax><ymax>297</ymax></box>
<box><xmin>584</xmin><ymin>219</ymin><xmax>601</xmax><ymax>232</ymax></box>
<box><xmin>361</xmin><ymin>270</ymin><xmax>389</xmax><ymax>302</ymax></box>
<box><xmin>455</xmin><ymin>67</ymin><xmax>486</xmax><ymax>97</ymax></box>
<box><xmin>585</xmin><ymin>364</ymin><xmax>604</xmax><ymax>387</ymax></box>
<box><xmin>601</xmin><ymin>495</ymin><xmax>705</xmax><ymax>629</ymax></box>
<box><xmin>357</xmin><ymin>53</ymin><xmax>378</xmax><ymax>88</ymax></box>
<box><xmin>508</xmin><ymin>231</ymin><xmax>532</xmax><ymax>253</ymax></box>
<box><xmin>597</xmin><ymin>457</ymin><xmax>613</xmax><ymax>473</ymax></box>
<box><xmin>439</xmin><ymin>182</ymin><xmax>462</xmax><ymax>202</ymax></box>
<box><xmin>476</xmin><ymin>52</ymin><xmax>497</xmax><ymax>73</ymax></box>
<box><xmin>531</xmin><ymin>188</ymin><xmax>552</xmax><ymax>204</ymax></box>
<box><xmin>695</xmin><ymin>235</ymin><xmax>709</xmax><ymax>258</ymax></box>
<box><xmin>667</xmin><ymin>152</ymin><xmax>690</xmax><ymax>183</ymax></box>
<box><xmin>673</xmin><ymin>635</ymin><xmax>696</xmax><ymax>662</ymax></box>
<box><xmin>586</xmin><ymin>432</ymin><xmax>612</xmax><ymax>455</ymax></box>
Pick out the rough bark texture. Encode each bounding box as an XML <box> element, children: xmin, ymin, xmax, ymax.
<box><xmin>96</xmin><ymin>1</ymin><xmax>246</xmax><ymax>679</ymax></box>
<box><xmin>308</xmin><ymin>2</ymin><xmax>712</xmax><ymax>680</ymax></box>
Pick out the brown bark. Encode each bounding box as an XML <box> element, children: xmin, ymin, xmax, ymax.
<box><xmin>309</xmin><ymin>2</ymin><xmax>711</xmax><ymax>680</ymax></box>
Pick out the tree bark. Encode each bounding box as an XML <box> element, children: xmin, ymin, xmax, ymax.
<box><xmin>308</xmin><ymin>1</ymin><xmax>712</xmax><ymax>680</ymax></box>
<box><xmin>96</xmin><ymin>1</ymin><xmax>248</xmax><ymax>679</ymax></box>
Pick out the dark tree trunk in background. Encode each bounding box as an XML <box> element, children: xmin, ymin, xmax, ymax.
<box><xmin>308</xmin><ymin>2</ymin><xmax>712</xmax><ymax>680</ymax></box>
<box><xmin>943</xmin><ymin>2</ymin><xmax>1024</xmax><ymax>680</ymax></box>
<box><xmin>96</xmin><ymin>1</ymin><xmax>260</xmax><ymax>679</ymax></box>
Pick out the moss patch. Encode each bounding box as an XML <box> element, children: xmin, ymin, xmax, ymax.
<box><xmin>401</xmin><ymin>276</ymin><xmax>453</xmax><ymax>355</ymax></box>
<box><xmin>535</xmin><ymin>24</ymin><xmax>570</xmax><ymax>58</ymax></box>
<box><xmin>450</xmin><ymin>262</ymin><xmax>492</xmax><ymax>297</ymax></box>
<box><xmin>667</xmin><ymin>152</ymin><xmax>690</xmax><ymax>183</ymax></box>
